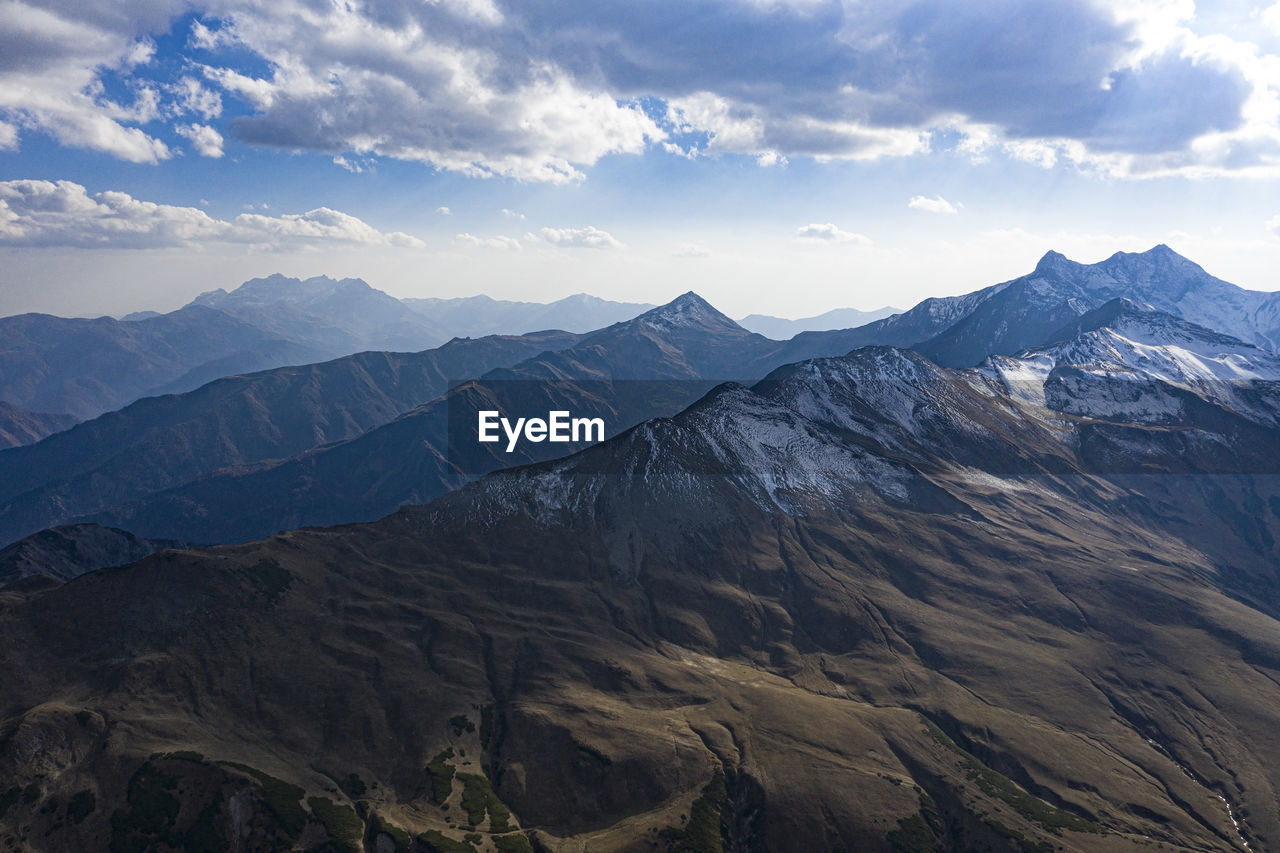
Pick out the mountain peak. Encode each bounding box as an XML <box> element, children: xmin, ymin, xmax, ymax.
<box><xmin>637</xmin><ymin>292</ymin><xmax>743</xmax><ymax>332</ymax></box>
<box><xmin>1033</xmin><ymin>250</ymin><xmax>1077</xmax><ymax>275</ymax></box>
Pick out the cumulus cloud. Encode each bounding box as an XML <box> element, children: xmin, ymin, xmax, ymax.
<box><xmin>538</xmin><ymin>226</ymin><xmax>624</xmax><ymax>249</ymax></box>
<box><xmin>1268</xmin><ymin>214</ymin><xmax>1280</xmax><ymax>237</ymax></box>
<box><xmin>0</xmin><ymin>0</ymin><xmax>178</xmax><ymax>162</ymax></box>
<box><xmin>176</xmin><ymin>123</ymin><xmax>224</xmax><ymax>158</ymax></box>
<box><xmin>908</xmin><ymin>195</ymin><xmax>958</xmax><ymax>214</ymax></box>
<box><xmin>455</xmin><ymin>233</ymin><xmax>521</xmax><ymax>251</ymax></box>
<box><xmin>795</xmin><ymin>223</ymin><xmax>871</xmax><ymax>245</ymax></box>
<box><xmin>0</xmin><ymin>179</ymin><xmax>424</xmax><ymax>249</ymax></box>
<box><xmin>2</xmin><ymin>0</ymin><xmax>1277</xmax><ymax>177</ymax></box>
<box><xmin>501</xmin><ymin>208</ymin><xmax>525</xmax><ymax>219</ymax></box>
<box><xmin>436</xmin><ymin>206</ymin><xmax>452</xmax><ymax>215</ymax></box>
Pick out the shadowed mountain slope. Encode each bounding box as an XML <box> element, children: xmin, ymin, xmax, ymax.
<box><xmin>0</xmin><ymin>331</ymin><xmax>583</xmax><ymax>546</ymax></box>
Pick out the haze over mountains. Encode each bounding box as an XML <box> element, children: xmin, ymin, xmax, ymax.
<box><xmin>3</xmin><ymin>246</ymin><xmax>1280</xmax><ymax>850</ymax></box>
<box><xmin>0</xmin><ymin>277</ymin><xmax>654</xmax><ymax>431</ymax></box>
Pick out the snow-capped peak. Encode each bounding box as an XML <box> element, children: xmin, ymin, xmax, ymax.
<box><xmin>638</xmin><ymin>292</ymin><xmax>743</xmax><ymax>332</ymax></box>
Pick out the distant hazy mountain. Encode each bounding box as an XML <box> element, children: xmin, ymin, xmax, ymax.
<box><xmin>0</xmin><ymin>523</ymin><xmax>186</xmax><ymax>586</ymax></box>
<box><xmin>0</xmin><ymin>306</ymin><xmax>325</xmax><ymax>421</ymax></box>
<box><xmin>739</xmin><ymin>305</ymin><xmax>901</xmax><ymax>338</ymax></box>
<box><xmin>6</xmin><ymin>296</ymin><xmax>1280</xmax><ymax>849</ymax></box>
<box><xmin>189</xmin><ymin>274</ymin><xmax>451</xmax><ymax>355</ymax></box>
<box><xmin>0</xmin><ymin>331</ymin><xmax>582</xmax><ymax>547</ymax></box>
<box><xmin>0</xmin><ymin>402</ymin><xmax>76</xmax><ymax>449</ymax></box>
<box><xmin>402</xmin><ymin>292</ymin><xmax>654</xmax><ymax>336</ymax></box>
<box><xmin>77</xmin><ymin>294</ymin><xmax>892</xmax><ymax>545</ymax></box>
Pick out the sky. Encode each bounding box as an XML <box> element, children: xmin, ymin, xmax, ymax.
<box><xmin>3</xmin><ymin>0</ymin><xmax>1280</xmax><ymax>320</ymax></box>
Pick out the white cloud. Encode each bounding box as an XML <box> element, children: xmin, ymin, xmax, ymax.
<box><xmin>1265</xmin><ymin>3</ymin><xmax>1280</xmax><ymax>35</ymax></box>
<box><xmin>674</xmin><ymin>244</ymin><xmax>712</xmax><ymax>258</ymax></box>
<box><xmin>0</xmin><ymin>180</ymin><xmax>425</xmax><ymax>250</ymax></box>
<box><xmin>455</xmin><ymin>233</ymin><xmax>521</xmax><ymax>251</ymax></box>
<box><xmin>169</xmin><ymin>76</ymin><xmax>221</xmax><ymax>120</ymax></box>
<box><xmin>3</xmin><ymin>0</ymin><xmax>1279</xmax><ymax>178</ymax></box>
<box><xmin>538</xmin><ymin>226</ymin><xmax>624</xmax><ymax>249</ymax></box>
<box><xmin>908</xmin><ymin>195</ymin><xmax>958</xmax><ymax>214</ymax></box>
<box><xmin>795</xmin><ymin>223</ymin><xmax>871</xmax><ymax>245</ymax></box>
<box><xmin>1268</xmin><ymin>214</ymin><xmax>1280</xmax><ymax>237</ymax></box>
<box><xmin>501</xmin><ymin>208</ymin><xmax>525</xmax><ymax>219</ymax></box>
<box><xmin>0</xmin><ymin>0</ymin><xmax>178</xmax><ymax>162</ymax></box>
<box><xmin>333</xmin><ymin>155</ymin><xmax>362</xmax><ymax>173</ymax></box>
<box><xmin>436</xmin><ymin>206</ymin><xmax>452</xmax><ymax>215</ymax></box>
<box><xmin>175</xmin><ymin>123</ymin><xmax>224</xmax><ymax>158</ymax></box>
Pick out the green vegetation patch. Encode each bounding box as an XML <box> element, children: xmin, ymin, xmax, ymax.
<box><xmin>165</xmin><ymin>750</ymin><xmax>206</xmax><ymax>763</ymax></box>
<box><xmin>494</xmin><ymin>832</ymin><xmax>536</xmax><ymax>853</ymax></box>
<box><xmin>307</xmin><ymin>796</ymin><xmax>363</xmax><ymax>853</ymax></box>
<box><xmin>221</xmin><ymin>762</ymin><xmax>307</xmax><ymax>836</ymax></box>
<box><xmin>457</xmin><ymin>772</ymin><xmax>512</xmax><ymax>832</ymax></box>
<box><xmin>676</xmin><ymin>769</ymin><xmax>727</xmax><ymax>853</ymax></box>
<box><xmin>985</xmin><ymin>819</ymin><xmax>1054</xmax><ymax>853</ymax></box>
<box><xmin>244</xmin><ymin>557</ymin><xmax>294</xmax><ymax>603</ymax></box>
<box><xmin>182</xmin><ymin>793</ymin><xmax>226</xmax><ymax>853</ymax></box>
<box><xmin>419</xmin><ymin>828</ymin><xmax>478</xmax><ymax>853</ymax></box>
<box><xmin>924</xmin><ymin>721</ymin><xmax>1101</xmax><ymax>835</ymax></box>
<box><xmin>370</xmin><ymin>813</ymin><xmax>412</xmax><ymax>852</ymax></box>
<box><xmin>123</xmin><ymin>763</ymin><xmax>179</xmax><ymax>834</ymax></box>
<box><xmin>109</xmin><ymin>763</ymin><xmax>180</xmax><ymax>852</ymax></box>
<box><xmin>66</xmin><ymin>790</ymin><xmax>96</xmax><ymax>825</ymax></box>
<box><xmin>887</xmin><ymin>814</ymin><xmax>937</xmax><ymax>853</ymax></box>
<box><xmin>426</xmin><ymin>748</ymin><xmax>457</xmax><ymax>804</ymax></box>
<box><xmin>346</xmin><ymin>773</ymin><xmax>367</xmax><ymax>797</ymax></box>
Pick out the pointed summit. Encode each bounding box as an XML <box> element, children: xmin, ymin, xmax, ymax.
<box><xmin>636</xmin><ymin>291</ymin><xmax>746</xmax><ymax>333</ymax></box>
<box><xmin>1033</xmin><ymin>250</ymin><xmax>1079</xmax><ymax>276</ymax></box>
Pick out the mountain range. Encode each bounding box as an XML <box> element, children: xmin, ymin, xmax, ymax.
<box><xmin>1</xmin><ymin>245</ymin><xmax>1272</xmax><ymax>553</ymax></box>
<box><xmin>42</xmin><ymin>294</ymin><xmax>895</xmax><ymax>546</ymax></box>
<box><xmin>0</xmin><ymin>279</ymin><xmax>655</xmax><ymax>435</ymax></box>
<box><xmin>0</xmin><ymin>330</ymin><xmax>583</xmax><ymax>548</ymax></box>
<box><xmin>0</xmin><ymin>305</ymin><xmax>325</xmax><ymax>421</ymax></box>
<box><xmin>2</xmin><ymin>261</ymin><xmax>1279</xmax><ymax>850</ymax></box>
<box><xmin>738</xmin><ymin>305</ymin><xmax>901</xmax><ymax>339</ymax></box>
<box><xmin>402</xmin><ymin>292</ymin><xmax>655</xmax><ymax>337</ymax></box>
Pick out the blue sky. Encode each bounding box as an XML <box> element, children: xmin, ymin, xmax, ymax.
<box><xmin>3</xmin><ymin>0</ymin><xmax>1280</xmax><ymax>319</ymax></box>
